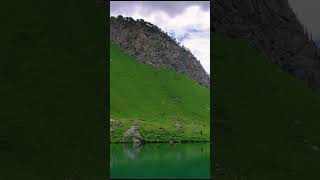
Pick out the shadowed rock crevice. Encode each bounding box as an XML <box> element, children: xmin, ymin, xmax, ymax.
<box><xmin>110</xmin><ymin>16</ymin><xmax>210</xmax><ymax>88</ymax></box>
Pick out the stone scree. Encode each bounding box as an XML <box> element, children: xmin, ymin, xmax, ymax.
<box><xmin>110</xmin><ymin>16</ymin><xmax>210</xmax><ymax>88</ymax></box>
<box><xmin>213</xmin><ymin>0</ymin><xmax>320</xmax><ymax>89</ymax></box>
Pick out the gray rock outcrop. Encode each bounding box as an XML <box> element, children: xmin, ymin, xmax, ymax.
<box><xmin>110</xmin><ymin>16</ymin><xmax>210</xmax><ymax>88</ymax></box>
<box><xmin>213</xmin><ymin>0</ymin><xmax>320</xmax><ymax>89</ymax></box>
<box><xmin>123</xmin><ymin>126</ymin><xmax>142</xmax><ymax>143</ymax></box>
<box><xmin>176</xmin><ymin>122</ymin><xmax>182</xmax><ymax>130</ymax></box>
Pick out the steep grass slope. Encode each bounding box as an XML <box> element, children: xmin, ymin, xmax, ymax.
<box><xmin>110</xmin><ymin>44</ymin><xmax>210</xmax><ymax>142</ymax></box>
<box><xmin>213</xmin><ymin>33</ymin><xmax>320</xmax><ymax>180</ymax></box>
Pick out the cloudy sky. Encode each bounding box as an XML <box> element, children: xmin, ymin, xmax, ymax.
<box><xmin>289</xmin><ymin>0</ymin><xmax>320</xmax><ymax>40</ymax></box>
<box><xmin>110</xmin><ymin>1</ymin><xmax>210</xmax><ymax>74</ymax></box>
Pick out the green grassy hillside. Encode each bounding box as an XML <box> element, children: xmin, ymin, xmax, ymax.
<box><xmin>213</xmin><ymin>33</ymin><xmax>320</xmax><ymax>180</ymax></box>
<box><xmin>110</xmin><ymin>44</ymin><xmax>210</xmax><ymax>143</ymax></box>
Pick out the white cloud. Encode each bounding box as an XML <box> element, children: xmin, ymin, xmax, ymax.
<box><xmin>110</xmin><ymin>1</ymin><xmax>210</xmax><ymax>74</ymax></box>
<box><xmin>182</xmin><ymin>32</ymin><xmax>210</xmax><ymax>74</ymax></box>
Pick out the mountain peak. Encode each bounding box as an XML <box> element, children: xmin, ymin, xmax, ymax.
<box><xmin>110</xmin><ymin>16</ymin><xmax>210</xmax><ymax>88</ymax></box>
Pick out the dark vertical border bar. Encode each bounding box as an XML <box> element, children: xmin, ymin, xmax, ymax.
<box><xmin>210</xmin><ymin>0</ymin><xmax>215</xmax><ymax>179</ymax></box>
<box><xmin>106</xmin><ymin>0</ymin><xmax>111</xmax><ymax>179</ymax></box>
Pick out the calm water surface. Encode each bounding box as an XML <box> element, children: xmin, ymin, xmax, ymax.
<box><xmin>110</xmin><ymin>143</ymin><xmax>210</xmax><ymax>179</ymax></box>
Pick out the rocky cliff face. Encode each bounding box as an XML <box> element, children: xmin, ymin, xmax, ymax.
<box><xmin>110</xmin><ymin>16</ymin><xmax>210</xmax><ymax>88</ymax></box>
<box><xmin>213</xmin><ymin>0</ymin><xmax>320</xmax><ymax>89</ymax></box>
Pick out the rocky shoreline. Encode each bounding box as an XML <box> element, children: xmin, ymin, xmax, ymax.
<box><xmin>110</xmin><ymin>118</ymin><xmax>210</xmax><ymax>143</ymax></box>
<box><xmin>110</xmin><ymin>140</ymin><xmax>211</xmax><ymax>144</ymax></box>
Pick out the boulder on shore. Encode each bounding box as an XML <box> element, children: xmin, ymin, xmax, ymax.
<box><xmin>123</xmin><ymin>126</ymin><xmax>143</xmax><ymax>143</ymax></box>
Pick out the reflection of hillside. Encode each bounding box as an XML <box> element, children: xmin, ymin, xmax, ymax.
<box><xmin>111</xmin><ymin>143</ymin><xmax>210</xmax><ymax>162</ymax></box>
<box><xmin>123</xmin><ymin>143</ymin><xmax>143</xmax><ymax>160</ymax></box>
<box><xmin>110</xmin><ymin>143</ymin><xmax>210</xmax><ymax>179</ymax></box>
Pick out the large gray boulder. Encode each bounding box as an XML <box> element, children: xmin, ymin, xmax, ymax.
<box><xmin>123</xmin><ymin>126</ymin><xmax>142</xmax><ymax>143</ymax></box>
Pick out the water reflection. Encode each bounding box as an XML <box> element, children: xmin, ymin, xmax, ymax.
<box><xmin>110</xmin><ymin>143</ymin><xmax>210</xmax><ymax>179</ymax></box>
<box><xmin>123</xmin><ymin>143</ymin><xmax>143</xmax><ymax>160</ymax></box>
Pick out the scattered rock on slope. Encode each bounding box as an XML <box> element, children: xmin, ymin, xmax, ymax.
<box><xmin>176</xmin><ymin>122</ymin><xmax>182</xmax><ymax>130</ymax></box>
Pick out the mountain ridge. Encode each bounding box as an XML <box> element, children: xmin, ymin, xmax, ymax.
<box><xmin>110</xmin><ymin>15</ymin><xmax>210</xmax><ymax>88</ymax></box>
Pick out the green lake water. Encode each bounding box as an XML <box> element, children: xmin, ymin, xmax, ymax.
<box><xmin>110</xmin><ymin>143</ymin><xmax>211</xmax><ymax>179</ymax></box>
